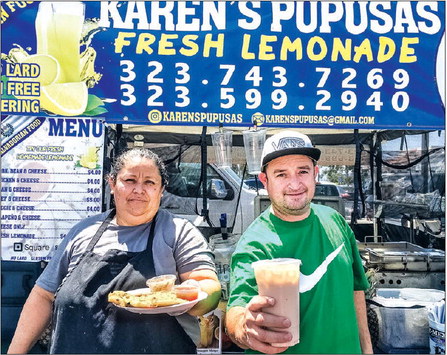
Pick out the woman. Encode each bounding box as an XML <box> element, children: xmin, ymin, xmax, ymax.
<box><xmin>8</xmin><ymin>148</ymin><xmax>221</xmax><ymax>354</ymax></box>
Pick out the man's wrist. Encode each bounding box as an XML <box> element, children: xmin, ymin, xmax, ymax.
<box><xmin>225</xmin><ymin>306</ymin><xmax>247</xmax><ymax>349</ymax></box>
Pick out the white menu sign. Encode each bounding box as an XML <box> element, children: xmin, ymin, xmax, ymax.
<box><xmin>1</xmin><ymin>116</ymin><xmax>105</xmax><ymax>261</ymax></box>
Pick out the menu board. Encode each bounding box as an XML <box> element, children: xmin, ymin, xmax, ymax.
<box><xmin>1</xmin><ymin>116</ymin><xmax>105</xmax><ymax>261</ymax></box>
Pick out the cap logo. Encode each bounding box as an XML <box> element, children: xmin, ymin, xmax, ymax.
<box><xmin>272</xmin><ymin>137</ymin><xmax>306</xmax><ymax>151</ymax></box>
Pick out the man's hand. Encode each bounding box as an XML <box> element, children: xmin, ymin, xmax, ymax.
<box><xmin>226</xmin><ymin>296</ymin><xmax>292</xmax><ymax>354</ymax></box>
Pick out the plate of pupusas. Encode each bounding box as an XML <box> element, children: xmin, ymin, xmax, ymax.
<box><xmin>108</xmin><ymin>275</ymin><xmax>206</xmax><ymax>315</ymax></box>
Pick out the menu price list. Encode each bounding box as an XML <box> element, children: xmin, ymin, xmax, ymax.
<box><xmin>1</xmin><ymin>167</ymin><xmax>103</xmax><ymax>261</ymax></box>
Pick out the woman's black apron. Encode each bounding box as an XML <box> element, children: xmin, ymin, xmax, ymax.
<box><xmin>50</xmin><ymin>210</ymin><xmax>196</xmax><ymax>354</ymax></box>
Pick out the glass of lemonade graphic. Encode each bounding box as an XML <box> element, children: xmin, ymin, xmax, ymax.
<box><xmin>35</xmin><ymin>2</ymin><xmax>85</xmax><ymax>83</ymax></box>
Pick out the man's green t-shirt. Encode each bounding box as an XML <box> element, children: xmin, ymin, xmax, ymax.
<box><xmin>227</xmin><ymin>203</ymin><xmax>369</xmax><ymax>354</ymax></box>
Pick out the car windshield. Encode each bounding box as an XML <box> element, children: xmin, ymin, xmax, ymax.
<box><xmin>337</xmin><ymin>186</ymin><xmax>347</xmax><ymax>194</ymax></box>
<box><xmin>244</xmin><ymin>178</ymin><xmax>264</xmax><ymax>190</ymax></box>
<box><xmin>219</xmin><ymin>166</ymin><xmax>242</xmax><ymax>185</ymax></box>
<box><xmin>315</xmin><ymin>184</ymin><xmax>340</xmax><ymax>196</ymax></box>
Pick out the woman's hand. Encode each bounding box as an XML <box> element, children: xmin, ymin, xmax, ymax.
<box><xmin>179</xmin><ymin>269</ymin><xmax>221</xmax><ymax>316</ymax></box>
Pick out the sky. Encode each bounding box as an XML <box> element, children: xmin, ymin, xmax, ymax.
<box><xmin>382</xmin><ymin>131</ymin><xmax>445</xmax><ymax>151</ymax></box>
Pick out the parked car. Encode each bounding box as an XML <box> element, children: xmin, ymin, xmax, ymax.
<box><xmin>244</xmin><ymin>178</ymin><xmax>265</xmax><ymax>191</ymax></box>
<box><xmin>337</xmin><ymin>185</ymin><xmax>353</xmax><ymax>200</ymax></box>
<box><xmin>314</xmin><ymin>182</ymin><xmax>347</xmax><ymax>217</ymax></box>
<box><xmin>160</xmin><ymin>163</ymin><xmax>262</xmax><ymax>235</ymax></box>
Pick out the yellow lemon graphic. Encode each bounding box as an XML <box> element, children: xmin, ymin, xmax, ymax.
<box><xmin>20</xmin><ymin>54</ymin><xmax>60</xmax><ymax>85</ymax></box>
<box><xmin>39</xmin><ymin>82</ymin><xmax>88</xmax><ymax>116</ymax></box>
<box><xmin>79</xmin><ymin>146</ymin><xmax>99</xmax><ymax>169</ymax></box>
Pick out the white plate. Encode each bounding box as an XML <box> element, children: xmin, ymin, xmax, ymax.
<box><xmin>113</xmin><ymin>288</ymin><xmax>208</xmax><ymax>315</ymax></box>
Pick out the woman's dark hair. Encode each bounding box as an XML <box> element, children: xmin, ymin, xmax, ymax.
<box><xmin>107</xmin><ymin>148</ymin><xmax>168</xmax><ymax>187</ymax></box>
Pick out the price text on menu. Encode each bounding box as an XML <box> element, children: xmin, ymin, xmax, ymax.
<box><xmin>0</xmin><ymin>117</ymin><xmax>104</xmax><ymax>261</ymax></box>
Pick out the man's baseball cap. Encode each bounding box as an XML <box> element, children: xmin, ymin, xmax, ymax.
<box><xmin>261</xmin><ymin>131</ymin><xmax>321</xmax><ymax>171</ymax></box>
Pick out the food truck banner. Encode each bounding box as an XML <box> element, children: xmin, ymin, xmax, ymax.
<box><xmin>1</xmin><ymin>1</ymin><xmax>445</xmax><ymax>129</ymax></box>
<box><xmin>1</xmin><ymin>116</ymin><xmax>105</xmax><ymax>261</ymax></box>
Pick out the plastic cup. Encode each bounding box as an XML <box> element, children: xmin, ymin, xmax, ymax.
<box><xmin>174</xmin><ymin>285</ymin><xmax>199</xmax><ymax>301</ymax></box>
<box><xmin>242</xmin><ymin>129</ymin><xmax>266</xmax><ymax>175</ymax></box>
<box><xmin>211</xmin><ymin>130</ymin><xmax>233</xmax><ymax>168</ymax></box>
<box><xmin>252</xmin><ymin>258</ymin><xmax>301</xmax><ymax>347</ymax></box>
<box><xmin>146</xmin><ymin>274</ymin><xmax>176</xmax><ymax>292</ymax></box>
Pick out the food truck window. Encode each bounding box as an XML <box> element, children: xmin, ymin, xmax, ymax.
<box><xmin>165</xmin><ymin>162</ymin><xmax>234</xmax><ymax>200</ymax></box>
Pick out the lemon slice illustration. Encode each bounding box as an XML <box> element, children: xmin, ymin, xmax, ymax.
<box><xmin>40</xmin><ymin>82</ymin><xmax>88</xmax><ymax>116</ymax></box>
<box><xmin>79</xmin><ymin>146</ymin><xmax>100</xmax><ymax>168</ymax></box>
<box><xmin>21</xmin><ymin>54</ymin><xmax>60</xmax><ymax>86</ymax></box>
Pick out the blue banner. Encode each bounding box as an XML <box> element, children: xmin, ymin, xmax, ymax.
<box><xmin>1</xmin><ymin>1</ymin><xmax>445</xmax><ymax>129</ymax></box>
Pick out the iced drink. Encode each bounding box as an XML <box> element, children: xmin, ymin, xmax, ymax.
<box><xmin>35</xmin><ymin>2</ymin><xmax>85</xmax><ymax>83</ymax></box>
<box><xmin>252</xmin><ymin>258</ymin><xmax>301</xmax><ymax>347</ymax></box>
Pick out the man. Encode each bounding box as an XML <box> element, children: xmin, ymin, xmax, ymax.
<box><xmin>225</xmin><ymin>131</ymin><xmax>373</xmax><ymax>354</ymax></box>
